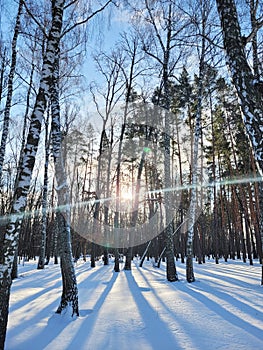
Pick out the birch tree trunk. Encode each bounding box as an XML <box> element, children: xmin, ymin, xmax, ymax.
<box><xmin>0</xmin><ymin>1</ymin><xmax>65</xmax><ymax>347</ymax></box>
<box><xmin>215</xmin><ymin>0</ymin><xmax>263</xmax><ymax>173</ymax></box>
<box><xmin>185</xmin><ymin>89</ymin><xmax>203</xmax><ymax>282</ymax></box>
<box><xmin>13</xmin><ymin>42</ymin><xmax>36</xmax><ymax>193</ymax></box>
<box><xmin>0</xmin><ymin>0</ymin><xmax>23</xmax><ymax>183</ymax></box>
<box><xmin>163</xmin><ymin>15</ymin><xmax>178</xmax><ymax>282</ymax></box>
<box><xmin>114</xmin><ymin>123</ymin><xmax>126</xmax><ymax>272</ymax></box>
<box><xmin>215</xmin><ymin>0</ymin><xmax>263</xmax><ymax>283</ymax></box>
<box><xmin>51</xmin><ymin>51</ymin><xmax>79</xmax><ymax>317</ymax></box>
<box><xmin>92</xmin><ymin>126</ymin><xmax>108</xmax><ymax>269</ymax></box>
<box><xmin>37</xmin><ymin>114</ymin><xmax>50</xmax><ymax>269</ymax></box>
<box><xmin>185</xmin><ymin>1</ymin><xmax>208</xmax><ymax>282</ymax></box>
<box><xmin>0</xmin><ymin>48</ymin><xmax>6</xmax><ymax>104</ymax></box>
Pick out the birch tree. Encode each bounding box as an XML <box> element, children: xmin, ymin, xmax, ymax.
<box><xmin>0</xmin><ymin>46</ymin><xmax>6</xmax><ymax>105</ymax></box>
<box><xmin>0</xmin><ymin>0</ymin><xmax>23</xmax><ymax>184</ymax></box>
<box><xmin>216</xmin><ymin>0</ymin><xmax>263</xmax><ymax>173</ymax></box>
<box><xmin>37</xmin><ymin>111</ymin><xmax>50</xmax><ymax>270</ymax></box>
<box><xmin>0</xmin><ymin>1</ymin><xmax>66</xmax><ymax>347</ymax></box>
<box><xmin>51</xmin><ymin>50</ymin><xmax>79</xmax><ymax>316</ymax></box>
<box><xmin>184</xmin><ymin>0</ymin><xmax>216</xmax><ymax>282</ymax></box>
<box><xmin>215</xmin><ymin>0</ymin><xmax>263</xmax><ymax>283</ymax></box>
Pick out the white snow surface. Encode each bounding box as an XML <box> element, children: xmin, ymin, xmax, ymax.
<box><xmin>5</xmin><ymin>257</ymin><xmax>263</xmax><ymax>350</ymax></box>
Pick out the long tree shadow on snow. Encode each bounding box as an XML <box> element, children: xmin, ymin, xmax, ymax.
<box><xmin>134</xmin><ymin>264</ymin><xmax>207</xmax><ymax>348</ymax></box>
<box><xmin>180</xmin><ymin>281</ymin><xmax>263</xmax><ymax>342</ymax></box>
<box><xmin>133</xmin><ymin>261</ymin><xmax>263</xmax><ymax>347</ymax></box>
<box><xmin>124</xmin><ymin>270</ymin><xmax>182</xmax><ymax>350</ymax></box>
<box><xmin>8</xmin><ymin>263</ymin><xmax>117</xmax><ymax>350</ymax></box>
<box><xmin>63</xmin><ymin>267</ymin><xmax>118</xmax><ymax>349</ymax></box>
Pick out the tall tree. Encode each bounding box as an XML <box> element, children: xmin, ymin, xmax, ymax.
<box><xmin>216</xmin><ymin>0</ymin><xmax>263</xmax><ymax>173</ymax></box>
<box><xmin>185</xmin><ymin>0</ymin><xmax>209</xmax><ymax>282</ymax></box>
<box><xmin>51</xmin><ymin>50</ymin><xmax>79</xmax><ymax>316</ymax></box>
<box><xmin>37</xmin><ymin>111</ymin><xmax>50</xmax><ymax>270</ymax></box>
<box><xmin>0</xmin><ymin>0</ymin><xmax>23</xmax><ymax>184</ymax></box>
<box><xmin>0</xmin><ymin>1</ymin><xmax>66</xmax><ymax>347</ymax></box>
<box><xmin>215</xmin><ymin>0</ymin><xmax>263</xmax><ymax>283</ymax></box>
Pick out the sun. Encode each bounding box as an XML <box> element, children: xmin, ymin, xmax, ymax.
<box><xmin>121</xmin><ymin>187</ymin><xmax>133</xmax><ymax>201</ymax></box>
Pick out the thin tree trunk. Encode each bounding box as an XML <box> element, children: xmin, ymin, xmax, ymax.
<box><xmin>50</xmin><ymin>177</ymin><xmax>59</xmax><ymax>264</ymax></box>
<box><xmin>175</xmin><ymin>113</ymin><xmax>184</xmax><ymax>225</ymax></box>
<box><xmin>139</xmin><ymin>241</ymin><xmax>152</xmax><ymax>267</ymax></box>
<box><xmin>37</xmin><ymin>115</ymin><xmax>51</xmax><ymax>269</ymax></box>
<box><xmin>114</xmin><ymin>123</ymin><xmax>126</xmax><ymax>272</ymax></box>
<box><xmin>185</xmin><ymin>101</ymin><xmax>202</xmax><ymax>281</ymax></box>
<box><xmin>103</xmin><ymin>126</ymin><xmax>113</xmax><ymax>266</ymax></box>
<box><xmin>0</xmin><ymin>48</ymin><xmax>6</xmax><ymax>103</ymax></box>
<box><xmin>92</xmin><ymin>125</ymin><xmax>108</xmax><ymax>268</ymax></box>
<box><xmin>0</xmin><ymin>0</ymin><xmax>23</xmax><ymax>183</ymax></box>
<box><xmin>186</xmin><ymin>25</ymin><xmax>206</xmax><ymax>283</ymax></box>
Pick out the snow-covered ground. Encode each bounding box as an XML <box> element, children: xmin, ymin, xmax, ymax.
<box><xmin>5</xmin><ymin>257</ymin><xmax>263</xmax><ymax>350</ymax></box>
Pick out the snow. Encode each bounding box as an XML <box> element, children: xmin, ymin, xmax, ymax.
<box><xmin>5</xmin><ymin>257</ymin><xmax>263</xmax><ymax>350</ymax></box>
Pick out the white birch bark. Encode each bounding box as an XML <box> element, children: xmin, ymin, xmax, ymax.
<box><xmin>216</xmin><ymin>0</ymin><xmax>263</xmax><ymax>284</ymax></box>
<box><xmin>216</xmin><ymin>0</ymin><xmax>263</xmax><ymax>174</ymax></box>
<box><xmin>0</xmin><ymin>1</ymin><xmax>65</xmax><ymax>347</ymax></box>
<box><xmin>50</xmin><ymin>49</ymin><xmax>79</xmax><ymax>317</ymax></box>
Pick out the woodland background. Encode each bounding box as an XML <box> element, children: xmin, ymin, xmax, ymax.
<box><xmin>0</xmin><ymin>0</ymin><xmax>263</xmax><ymax>348</ymax></box>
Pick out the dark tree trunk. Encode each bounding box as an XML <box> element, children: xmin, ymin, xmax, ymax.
<box><xmin>124</xmin><ymin>247</ymin><xmax>132</xmax><ymax>270</ymax></box>
<box><xmin>0</xmin><ymin>0</ymin><xmax>23</xmax><ymax>183</ymax></box>
<box><xmin>90</xmin><ymin>243</ymin><xmax>96</xmax><ymax>268</ymax></box>
<box><xmin>114</xmin><ymin>249</ymin><xmax>120</xmax><ymax>272</ymax></box>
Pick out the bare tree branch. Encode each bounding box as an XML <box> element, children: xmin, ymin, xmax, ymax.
<box><xmin>243</xmin><ymin>19</ymin><xmax>263</xmax><ymax>45</ymax></box>
<box><xmin>61</xmin><ymin>0</ymin><xmax>113</xmax><ymax>38</ymax></box>
<box><xmin>22</xmin><ymin>0</ymin><xmax>48</xmax><ymax>38</ymax></box>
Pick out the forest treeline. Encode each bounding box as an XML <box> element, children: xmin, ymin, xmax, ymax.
<box><xmin>9</xmin><ymin>71</ymin><xmax>262</xmax><ymax>267</ymax></box>
<box><xmin>0</xmin><ymin>0</ymin><xmax>262</xmax><ymax>348</ymax></box>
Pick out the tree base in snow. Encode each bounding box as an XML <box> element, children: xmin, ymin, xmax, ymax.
<box><xmin>186</xmin><ymin>275</ymin><xmax>195</xmax><ymax>283</ymax></box>
<box><xmin>166</xmin><ymin>259</ymin><xmax>178</xmax><ymax>282</ymax></box>
<box><xmin>186</xmin><ymin>256</ymin><xmax>195</xmax><ymax>283</ymax></box>
<box><xmin>56</xmin><ymin>299</ymin><xmax>79</xmax><ymax>317</ymax></box>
